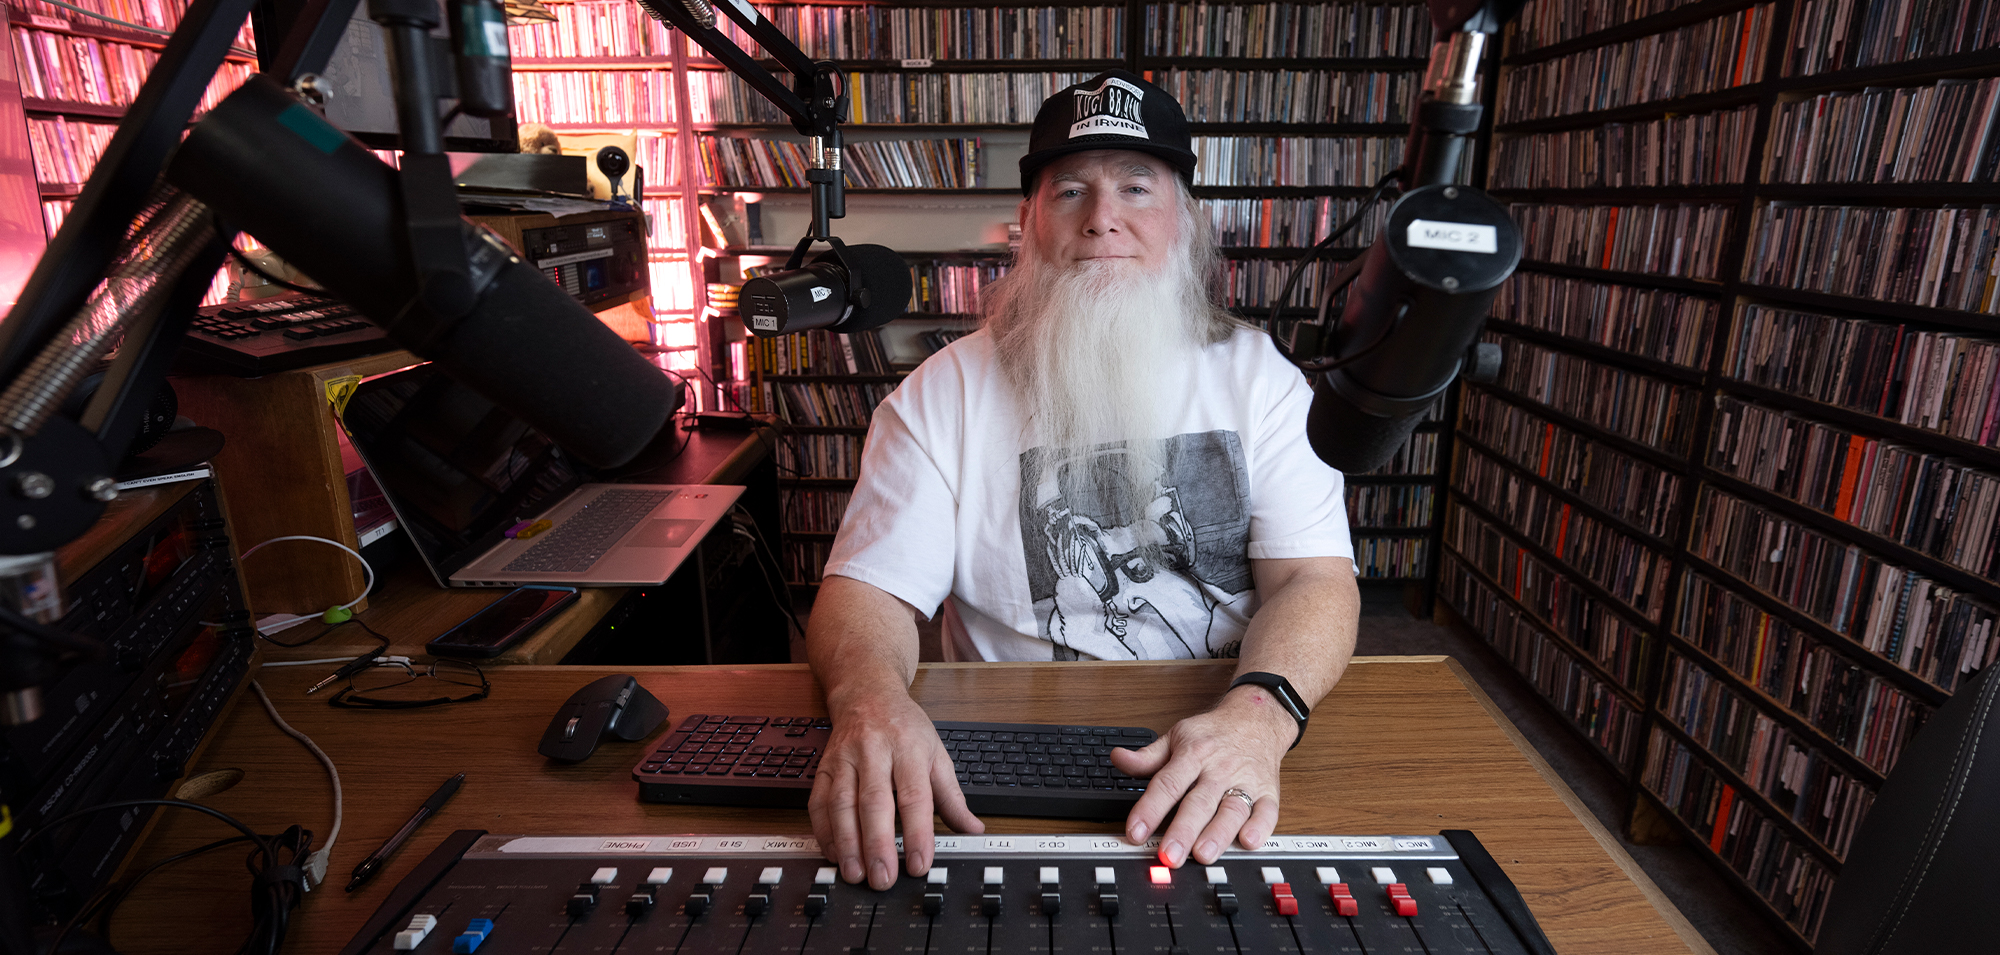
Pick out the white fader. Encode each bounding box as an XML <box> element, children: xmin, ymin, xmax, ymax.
<box><xmin>392</xmin><ymin>914</ymin><xmax>437</xmax><ymax>951</ymax></box>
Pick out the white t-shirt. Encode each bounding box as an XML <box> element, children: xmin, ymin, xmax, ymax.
<box><xmin>822</xmin><ymin>325</ymin><xmax>1353</xmax><ymax>662</ymax></box>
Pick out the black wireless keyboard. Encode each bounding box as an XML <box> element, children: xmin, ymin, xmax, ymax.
<box><xmin>174</xmin><ymin>293</ymin><xmax>395</xmax><ymax>375</ymax></box>
<box><xmin>633</xmin><ymin>715</ymin><xmax>1157</xmax><ymax>820</ymax></box>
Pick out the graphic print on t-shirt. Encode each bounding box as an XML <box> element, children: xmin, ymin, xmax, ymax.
<box><xmin>1018</xmin><ymin>431</ymin><xmax>1253</xmax><ymax>660</ymax></box>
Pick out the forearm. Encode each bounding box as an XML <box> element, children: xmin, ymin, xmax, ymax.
<box><xmin>1114</xmin><ymin>557</ymin><xmax>1357</xmax><ymax>863</ymax></box>
<box><xmin>806</xmin><ymin>574</ymin><xmax>980</xmax><ymax>885</ymax></box>
<box><xmin>1220</xmin><ymin>557</ymin><xmax>1359</xmax><ymax>738</ymax></box>
<box><xmin>806</xmin><ymin>574</ymin><xmax>924</xmax><ymax>716</ymax></box>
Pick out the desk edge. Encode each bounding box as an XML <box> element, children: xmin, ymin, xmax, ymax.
<box><xmin>1438</xmin><ymin>657</ymin><xmax>1719</xmax><ymax>955</ymax></box>
<box><xmin>707</xmin><ymin>426</ymin><xmax>778</xmax><ymax>484</ymax></box>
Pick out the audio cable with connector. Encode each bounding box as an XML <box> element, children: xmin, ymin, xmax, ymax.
<box><xmin>23</xmin><ymin>799</ymin><xmax>311</xmax><ymax>955</ymax></box>
<box><xmin>306</xmin><ymin>647</ymin><xmax>387</xmax><ymax>695</ymax></box>
<box><xmin>249</xmin><ymin>679</ymin><xmax>343</xmax><ymax>888</ymax></box>
<box><xmin>28</xmin><ymin>676</ymin><xmax>347</xmax><ymax>952</ymax></box>
<box><xmin>235</xmin><ymin>535</ymin><xmax>375</xmax><ymax>643</ymax></box>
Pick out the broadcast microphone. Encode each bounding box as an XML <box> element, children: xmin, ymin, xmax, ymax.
<box><xmin>740</xmin><ymin>243</ymin><xmax>913</xmax><ymax>337</ymax></box>
<box><xmin>166</xmin><ymin>75</ymin><xmax>679</xmax><ymax>471</ymax></box>
<box><xmin>1304</xmin><ymin>185</ymin><xmax>1518</xmax><ymax>474</ymax></box>
<box><xmin>448</xmin><ymin>0</ymin><xmax>513</xmax><ymax>118</ymax></box>
<box><xmin>1300</xmin><ymin>10</ymin><xmax>1522</xmax><ymax>475</ymax></box>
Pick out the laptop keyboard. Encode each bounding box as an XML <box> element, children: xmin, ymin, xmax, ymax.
<box><xmin>501</xmin><ymin>489</ymin><xmax>674</xmax><ymax>573</ymax></box>
<box><xmin>634</xmin><ymin>715</ymin><xmax>1158</xmax><ymax>820</ymax></box>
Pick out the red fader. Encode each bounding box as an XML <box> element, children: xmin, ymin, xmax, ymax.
<box><xmin>1386</xmin><ymin>883</ymin><xmax>1418</xmax><ymax>917</ymax></box>
<box><xmin>1270</xmin><ymin>883</ymin><xmax>1299</xmax><ymax>917</ymax></box>
<box><xmin>1327</xmin><ymin>883</ymin><xmax>1359</xmax><ymax>917</ymax></box>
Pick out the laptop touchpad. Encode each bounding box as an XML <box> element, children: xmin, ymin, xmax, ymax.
<box><xmin>628</xmin><ymin>518</ymin><xmax>702</xmax><ymax>548</ymax></box>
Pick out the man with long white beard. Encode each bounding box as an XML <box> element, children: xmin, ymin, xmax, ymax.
<box><xmin>805</xmin><ymin>70</ymin><xmax>1360</xmax><ymax>890</ymax></box>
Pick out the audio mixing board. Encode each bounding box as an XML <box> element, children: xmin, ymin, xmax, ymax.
<box><xmin>340</xmin><ymin>831</ymin><xmax>1554</xmax><ymax>954</ymax></box>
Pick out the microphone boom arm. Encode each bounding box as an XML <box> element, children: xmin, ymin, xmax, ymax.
<box><xmin>1297</xmin><ymin>0</ymin><xmax>1524</xmax><ymax>475</ymax></box>
<box><xmin>632</xmin><ymin>0</ymin><xmax>854</xmax><ymax>269</ymax></box>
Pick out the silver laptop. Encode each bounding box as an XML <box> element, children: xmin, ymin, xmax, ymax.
<box><xmin>341</xmin><ymin>363</ymin><xmax>741</xmax><ymax>587</ymax></box>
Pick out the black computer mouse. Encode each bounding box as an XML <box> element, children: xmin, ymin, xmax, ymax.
<box><xmin>537</xmin><ymin>674</ymin><xmax>670</xmax><ymax>762</ymax></box>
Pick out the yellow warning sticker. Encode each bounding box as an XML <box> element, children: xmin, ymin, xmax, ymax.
<box><xmin>325</xmin><ymin>375</ymin><xmax>363</xmax><ymax>418</ymax></box>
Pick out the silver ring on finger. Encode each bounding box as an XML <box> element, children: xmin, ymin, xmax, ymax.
<box><xmin>1222</xmin><ymin>787</ymin><xmax>1256</xmax><ymax>812</ymax></box>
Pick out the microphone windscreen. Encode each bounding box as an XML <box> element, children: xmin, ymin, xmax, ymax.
<box><xmin>830</xmin><ymin>244</ymin><xmax>913</xmax><ymax>332</ymax></box>
<box><xmin>1305</xmin><ymin>371</ymin><xmax>1428</xmax><ymax>476</ymax></box>
<box><xmin>433</xmin><ymin>259</ymin><xmax>681</xmax><ymax>470</ymax></box>
<box><xmin>170</xmin><ymin>76</ymin><xmax>677</xmax><ymax>470</ymax></box>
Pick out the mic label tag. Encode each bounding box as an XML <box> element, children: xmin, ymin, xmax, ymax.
<box><xmin>810</xmin><ymin>286</ymin><xmax>833</xmax><ymax>302</ymax></box>
<box><xmin>751</xmin><ymin>314</ymin><xmax>778</xmax><ymax>331</ymax></box>
<box><xmin>1406</xmin><ymin>219</ymin><xmax>1498</xmax><ymax>254</ymax></box>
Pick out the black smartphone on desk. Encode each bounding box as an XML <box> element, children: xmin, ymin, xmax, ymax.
<box><xmin>427</xmin><ymin>585</ymin><xmax>581</xmax><ymax>657</ymax></box>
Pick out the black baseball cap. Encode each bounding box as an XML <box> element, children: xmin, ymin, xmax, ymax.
<box><xmin>1019</xmin><ymin>69</ymin><xmax>1197</xmax><ymax>195</ymax></box>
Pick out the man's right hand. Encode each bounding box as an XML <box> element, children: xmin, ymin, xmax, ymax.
<box><xmin>808</xmin><ymin>688</ymin><xmax>985</xmax><ymax>889</ymax></box>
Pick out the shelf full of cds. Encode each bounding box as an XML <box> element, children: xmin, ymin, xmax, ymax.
<box><xmin>655</xmin><ymin>0</ymin><xmax>1450</xmax><ymax>591</ymax></box>
<box><xmin>1447</xmin><ymin>1</ymin><xmax>2000</xmax><ymax>947</ymax></box>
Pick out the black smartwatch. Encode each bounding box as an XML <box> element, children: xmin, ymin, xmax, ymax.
<box><xmin>1229</xmin><ymin>671</ymin><xmax>1310</xmax><ymax>749</ymax></box>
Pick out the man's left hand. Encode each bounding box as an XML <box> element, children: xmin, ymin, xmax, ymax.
<box><xmin>1108</xmin><ymin>691</ymin><xmax>1291</xmax><ymax>867</ymax></box>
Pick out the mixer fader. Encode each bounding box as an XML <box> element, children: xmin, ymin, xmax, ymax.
<box><xmin>340</xmin><ymin>831</ymin><xmax>1555</xmax><ymax>954</ymax></box>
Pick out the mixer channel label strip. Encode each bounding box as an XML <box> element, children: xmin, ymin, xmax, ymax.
<box><xmin>482</xmin><ymin>833</ymin><xmax>1461</xmax><ymax>859</ymax></box>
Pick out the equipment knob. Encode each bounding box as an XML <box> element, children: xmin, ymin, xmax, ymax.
<box><xmin>568</xmin><ymin>883</ymin><xmax>600</xmax><ymax>917</ymax></box>
<box><xmin>1329</xmin><ymin>883</ymin><xmax>1358</xmax><ymax>917</ymax></box>
<box><xmin>1386</xmin><ymin>882</ymin><xmax>1417</xmax><ymax>917</ymax></box>
<box><xmin>1464</xmin><ymin>341</ymin><xmax>1502</xmax><ymax>384</ymax></box>
<box><xmin>1215</xmin><ymin>891</ymin><xmax>1238</xmax><ymax>916</ymax></box>
<box><xmin>807</xmin><ymin>866</ymin><xmax>834</xmax><ymax>917</ymax></box>
<box><xmin>13</xmin><ymin>472</ymin><xmax>51</xmax><ymax>499</ymax></box>
<box><xmin>393</xmin><ymin>914</ymin><xmax>437</xmax><ymax>950</ymax></box>
<box><xmin>452</xmin><ymin>918</ymin><xmax>494</xmax><ymax>953</ymax></box>
<box><xmin>626</xmin><ymin>887</ymin><xmax>657</xmax><ymax>917</ymax></box>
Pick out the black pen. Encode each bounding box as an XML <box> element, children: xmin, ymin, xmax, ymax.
<box><xmin>347</xmin><ymin>773</ymin><xmax>464</xmax><ymax>892</ymax></box>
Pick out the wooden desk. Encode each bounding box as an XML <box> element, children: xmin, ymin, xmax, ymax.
<box><xmin>112</xmin><ymin>658</ymin><xmax>1708</xmax><ymax>954</ymax></box>
<box><xmin>259</xmin><ymin>425</ymin><xmax>780</xmax><ymax>665</ymax></box>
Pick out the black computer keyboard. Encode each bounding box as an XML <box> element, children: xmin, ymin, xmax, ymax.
<box><xmin>175</xmin><ymin>292</ymin><xmax>395</xmax><ymax>375</ymax></box>
<box><xmin>633</xmin><ymin>715</ymin><xmax>1158</xmax><ymax>820</ymax></box>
